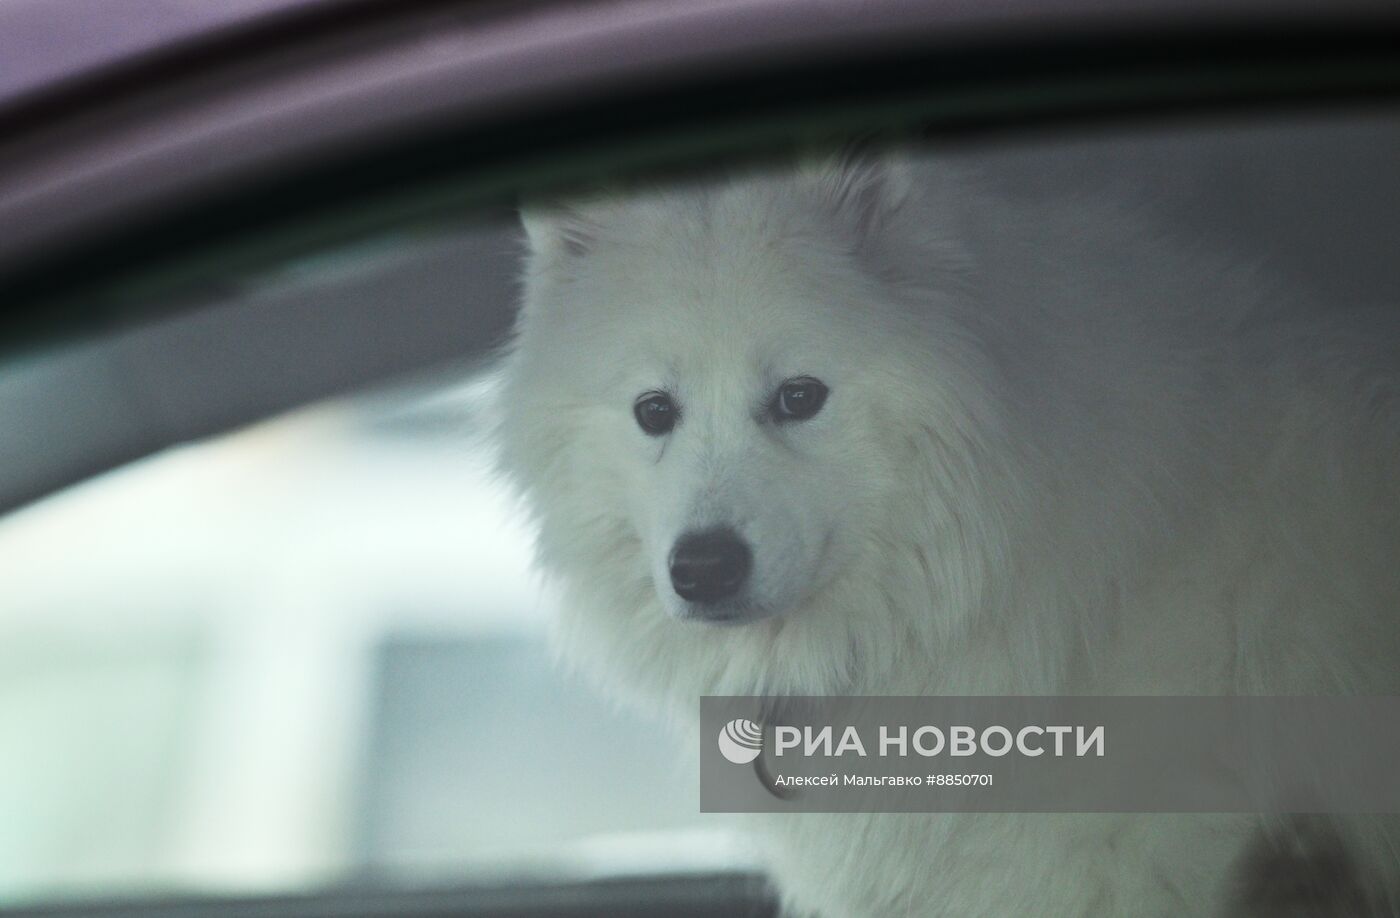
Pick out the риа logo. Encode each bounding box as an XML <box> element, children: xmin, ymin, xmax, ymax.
<box><xmin>717</xmin><ymin>718</ymin><xmax>764</xmax><ymax>764</ymax></box>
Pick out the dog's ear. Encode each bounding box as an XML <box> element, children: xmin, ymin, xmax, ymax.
<box><xmin>804</xmin><ymin>144</ymin><xmax>915</xmax><ymax>244</ymax></box>
<box><xmin>520</xmin><ymin>203</ymin><xmax>598</xmax><ymax>259</ymax></box>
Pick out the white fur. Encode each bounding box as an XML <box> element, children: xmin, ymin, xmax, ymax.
<box><xmin>497</xmin><ymin>151</ymin><xmax>1400</xmax><ymax>916</ymax></box>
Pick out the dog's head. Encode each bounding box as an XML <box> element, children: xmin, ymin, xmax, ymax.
<box><xmin>498</xmin><ymin>154</ymin><xmax>1006</xmax><ymax>705</ymax></box>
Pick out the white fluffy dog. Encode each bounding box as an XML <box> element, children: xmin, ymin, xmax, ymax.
<box><xmin>496</xmin><ymin>149</ymin><xmax>1400</xmax><ymax>916</ymax></box>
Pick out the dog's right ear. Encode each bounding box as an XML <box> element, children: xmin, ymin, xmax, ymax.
<box><xmin>520</xmin><ymin>204</ymin><xmax>597</xmax><ymax>259</ymax></box>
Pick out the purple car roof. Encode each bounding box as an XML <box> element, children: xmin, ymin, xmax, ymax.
<box><xmin>0</xmin><ymin>0</ymin><xmax>334</xmax><ymax>106</ymax></box>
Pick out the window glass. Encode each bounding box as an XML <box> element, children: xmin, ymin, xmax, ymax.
<box><xmin>2</xmin><ymin>110</ymin><xmax>1398</xmax><ymax>908</ymax></box>
<box><xmin>0</xmin><ymin>366</ymin><xmax>752</xmax><ymax>904</ymax></box>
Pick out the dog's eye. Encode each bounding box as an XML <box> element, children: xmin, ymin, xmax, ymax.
<box><xmin>634</xmin><ymin>392</ymin><xmax>678</xmax><ymax>435</ymax></box>
<box><xmin>772</xmin><ymin>377</ymin><xmax>829</xmax><ymax>422</ymax></box>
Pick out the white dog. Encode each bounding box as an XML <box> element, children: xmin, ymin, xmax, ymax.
<box><xmin>495</xmin><ymin>149</ymin><xmax>1400</xmax><ymax>916</ymax></box>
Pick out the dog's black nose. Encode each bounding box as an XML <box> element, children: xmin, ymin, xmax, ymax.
<box><xmin>670</xmin><ymin>528</ymin><xmax>752</xmax><ymax>603</ymax></box>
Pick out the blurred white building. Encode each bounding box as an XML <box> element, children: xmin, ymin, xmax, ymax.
<box><xmin>0</xmin><ymin>375</ymin><xmax>743</xmax><ymax>906</ymax></box>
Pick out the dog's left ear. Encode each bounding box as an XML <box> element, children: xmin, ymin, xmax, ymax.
<box><xmin>804</xmin><ymin>144</ymin><xmax>915</xmax><ymax>245</ymax></box>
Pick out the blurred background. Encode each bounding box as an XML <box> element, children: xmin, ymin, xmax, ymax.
<box><xmin>0</xmin><ymin>358</ymin><xmax>755</xmax><ymax>906</ymax></box>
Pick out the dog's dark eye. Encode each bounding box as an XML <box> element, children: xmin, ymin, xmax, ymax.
<box><xmin>772</xmin><ymin>377</ymin><xmax>829</xmax><ymax>422</ymax></box>
<box><xmin>634</xmin><ymin>392</ymin><xmax>678</xmax><ymax>435</ymax></box>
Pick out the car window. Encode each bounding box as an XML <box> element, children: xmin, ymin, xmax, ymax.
<box><xmin>2</xmin><ymin>93</ymin><xmax>1398</xmax><ymax>918</ymax></box>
